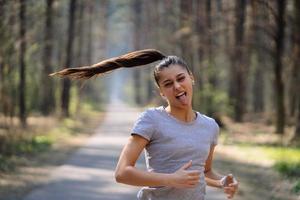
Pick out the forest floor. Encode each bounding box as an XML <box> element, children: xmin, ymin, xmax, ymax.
<box><xmin>214</xmin><ymin>116</ymin><xmax>300</xmax><ymax>200</ymax></box>
<box><xmin>0</xmin><ymin>107</ymin><xmax>105</xmax><ymax>200</ymax></box>
<box><xmin>0</xmin><ymin>108</ymin><xmax>299</xmax><ymax>200</ymax></box>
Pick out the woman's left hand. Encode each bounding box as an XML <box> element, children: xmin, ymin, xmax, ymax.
<box><xmin>221</xmin><ymin>174</ymin><xmax>239</xmax><ymax>199</ymax></box>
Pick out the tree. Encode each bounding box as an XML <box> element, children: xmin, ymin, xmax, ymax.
<box><xmin>250</xmin><ymin>0</ymin><xmax>266</xmax><ymax>113</ymax></box>
<box><xmin>85</xmin><ymin>0</ymin><xmax>93</xmax><ymax>65</ymax></box>
<box><xmin>179</xmin><ymin>0</ymin><xmax>193</xmax><ymax>69</ymax></box>
<box><xmin>61</xmin><ymin>0</ymin><xmax>77</xmax><ymax>117</ymax></box>
<box><xmin>229</xmin><ymin>0</ymin><xmax>247</xmax><ymax>122</ymax></box>
<box><xmin>273</xmin><ymin>0</ymin><xmax>286</xmax><ymax>133</ymax></box>
<box><xmin>289</xmin><ymin>0</ymin><xmax>300</xmax><ymax>118</ymax></box>
<box><xmin>19</xmin><ymin>0</ymin><xmax>27</xmax><ymax>127</ymax></box>
<box><xmin>293</xmin><ymin>0</ymin><xmax>300</xmax><ymax>139</ymax></box>
<box><xmin>0</xmin><ymin>0</ymin><xmax>5</xmax><ymax>116</ymax></box>
<box><xmin>133</xmin><ymin>0</ymin><xmax>142</xmax><ymax>105</ymax></box>
<box><xmin>40</xmin><ymin>0</ymin><xmax>55</xmax><ymax>115</ymax></box>
<box><xmin>195</xmin><ymin>0</ymin><xmax>205</xmax><ymax>90</ymax></box>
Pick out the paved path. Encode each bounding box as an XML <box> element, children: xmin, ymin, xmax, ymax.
<box><xmin>23</xmin><ymin>103</ymin><xmax>226</xmax><ymax>200</ymax></box>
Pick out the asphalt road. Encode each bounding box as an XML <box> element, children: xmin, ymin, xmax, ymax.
<box><xmin>23</xmin><ymin>102</ymin><xmax>226</xmax><ymax>200</ymax></box>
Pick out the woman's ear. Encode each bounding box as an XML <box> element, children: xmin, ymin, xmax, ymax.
<box><xmin>190</xmin><ymin>74</ymin><xmax>195</xmax><ymax>85</ymax></box>
<box><xmin>159</xmin><ymin>91</ymin><xmax>167</xmax><ymax>100</ymax></box>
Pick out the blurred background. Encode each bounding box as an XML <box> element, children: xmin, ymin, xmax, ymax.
<box><xmin>0</xmin><ymin>0</ymin><xmax>299</xmax><ymax>200</ymax></box>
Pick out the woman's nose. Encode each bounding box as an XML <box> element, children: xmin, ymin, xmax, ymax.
<box><xmin>174</xmin><ymin>81</ymin><xmax>181</xmax><ymax>89</ymax></box>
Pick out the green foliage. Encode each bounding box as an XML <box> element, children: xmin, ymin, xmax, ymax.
<box><xmin>274</xmin><ymin>161</ymin><xmax>300</xmax><ymax>177</ymax></box>
<box><xmin>10</xmin><ymin>135</ymin><xmax>52</xmax><ymax>156</ymax></box>
<box><xmin>0</xmin><ymin>155</ymin><xmax>16</xmax><ymax>172</ymax></box>
<box><xmin>81</xmin><ymin>100</ymin><xmax>104</xmax><ymax>112</ymax></box>
<box><xmin>223</xmin><ymin>142</ymin><xmax>300</xmax><ymax>194</ymax></box>
<box><xmin>194</xmin><ymin>83</ymin><xmax>231</xmax><ymax>116</ymax></box>
<box><xmin>0</xmin><ymin>135</ymin><xmax>52</xmax><ymax>171</ymax></box>
<box><xmin>69</xmin><ymin>85</ymin><xmax>79</xmax><ymax>116</ymax></box>
<box><xmin>292</xmin><ymin>180</ymin><xmax>300</xmax><ymax>194</ymax></box>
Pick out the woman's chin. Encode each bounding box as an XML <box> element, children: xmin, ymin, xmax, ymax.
<box><xmin>173</xmin><ymin>102</ymin><xmax>192</xmax><ymax>109</ymax></box>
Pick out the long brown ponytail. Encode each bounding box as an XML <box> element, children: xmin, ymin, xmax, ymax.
<box><xmin>50</xmin><ymin>49</ymin><xmax>166</xmax><ymax>80</ymax></box>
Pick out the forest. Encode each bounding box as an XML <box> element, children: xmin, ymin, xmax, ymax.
<box><xmin>0</xmin><ymin>0</ymin><xmax>299</xmax><ymax>200</ymax></box>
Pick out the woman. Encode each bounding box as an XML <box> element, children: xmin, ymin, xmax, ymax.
<box><xmin>51</xmin><ymin>49</ymin><xmax>239</xmax><ymax>200</ymax></box>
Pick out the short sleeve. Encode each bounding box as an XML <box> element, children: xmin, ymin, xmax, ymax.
<box><xmin>212</xmin><ymin>120</ymin><xmax>220</xmax><ymax>145</ymax></box>
<box><xmin>131</xmin><ymin>109</ymin><xmax>155</xmax><ymax>141</ymax></box>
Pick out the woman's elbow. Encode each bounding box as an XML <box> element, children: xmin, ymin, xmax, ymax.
<box><xmin>115</xmin><ymin>170</ymin><xmax>123</xmax><ymax>183</ymax></box>
<box><xmin>115</xmin><ymin>168</ymin><xmax>128</xmax><ymax>183</ymax></box>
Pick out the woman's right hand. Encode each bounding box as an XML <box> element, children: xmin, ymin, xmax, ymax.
<box><xmin>167</xmin><ymin>160</ymin><xmax>200</xmax><ymax>188</ymax></box>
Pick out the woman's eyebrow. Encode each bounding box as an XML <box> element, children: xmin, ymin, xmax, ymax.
<box><xmin>162</xmin><ymin>73</ymin><xmax>186</xmax><ymax>84</ymax></box>
<box><xmin>162</xmin><ymin>79</ymin><xmax>172</xmax><ymax>84</ymax></box>
<box><xmin>176</xmin><ymin>73</ymin><xmax>185</xmax><ymax>77</ymax></box>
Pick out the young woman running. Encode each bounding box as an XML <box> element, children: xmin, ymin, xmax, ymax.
<box><xmin>51</xmin><ymin>49</ymin><xmax>239</xmax><ymax>200</ymax></box>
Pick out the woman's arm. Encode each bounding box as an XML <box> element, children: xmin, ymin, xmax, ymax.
<box><xmin>115</xmin><ymin>134</ymin><xmax>200</xmax><ymax>188</ymax></box>
<box><xmin>204</xmin><ymin>145</ymin><xmax>239</xmax><ymax>199</ymax></box>
<box><xmin>204</xmin><ymin>145</ymin><xmax>224</xmax><ymax>188</ymax></box>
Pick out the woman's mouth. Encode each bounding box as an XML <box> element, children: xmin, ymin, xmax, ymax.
<box><xmin>175</xmin><ymin>92</ymin><xmax>186</xmax><ymax>99</ymax></box>
<box><xmin>175</xmin><ymin>92</ymin><xmax>188</xmax><ymax>105</ymax></box>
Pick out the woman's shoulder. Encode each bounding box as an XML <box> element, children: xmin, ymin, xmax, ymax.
<box><xmin>196</xmin><ymin>112</ymin><xmax>219</xmax><ymax>126</ymax></box>
<box><xmin>139</xmin><ymin>106</ymin><xmax>163</xmax><ymax>118</ymax></box>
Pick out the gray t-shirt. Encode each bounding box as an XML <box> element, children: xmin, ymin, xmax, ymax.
<box><xmin>131</xmin><ymin>106</ymin><xmax>219</xmax><ymax>200</ymax></box>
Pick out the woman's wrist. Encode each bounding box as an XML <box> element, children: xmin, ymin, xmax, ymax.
<box><xmin>161</xmin><ymin>173</ymin><xmax>173</xmax><ymax>187</ymax></box>
<box><xmin>219</xmin><ymin>176</ymin><xmax>226</xmax><ymax>188</ymax></box>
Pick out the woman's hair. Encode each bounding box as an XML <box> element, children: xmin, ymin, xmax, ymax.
<box><xmin>50</xmin><ymin>49</ymin><xmax>191</xmax><ymax>86</ymax></box>
<box><xmin>153</xmin><ymin>55</ymin><xmax>191</xmax><ymax>86</ymax></box>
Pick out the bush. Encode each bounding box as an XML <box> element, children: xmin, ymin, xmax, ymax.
<box><xmin>0</xmin><ymin>155</ymin><xmax>14</xmax><ymax>172</ymax></box>
<box><xmin>274</xmin><ymin>161</ymin><xmax>300</xmax><ymax>194</ymax></box>
<box><xmin>274</xmin><ymin>161</ymin><xmax>300</xmax><ymax>177</ymax></box>
<box><xmin>293</xmin><ymin>180</ymin><xmax>300</xmax><ymax>194</ymax></box>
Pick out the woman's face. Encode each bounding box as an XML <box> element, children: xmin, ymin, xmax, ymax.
<box><xmin>157</xmin><ymin>64</ymin><xmax>194</xmax><ymax>109</ymax></box>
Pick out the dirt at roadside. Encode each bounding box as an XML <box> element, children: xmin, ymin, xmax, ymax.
<box><xmin>0</xmin><ymin>134</ymin><xmax>97</xmax><ymax>200</ymax></box>
<box><xmin>0</xmin><ymin>113</ymin><xmax>104</xmax><ymax>200</ymax></box>
<box><xmin>213</xmin><ymin>150</ymin><xmax>299</xmax><ymax>200</ymax></box>
<box><xmin>212</xmin><ymin>117</ymin><xmax>300</xmax><ymax>200</ymax></box>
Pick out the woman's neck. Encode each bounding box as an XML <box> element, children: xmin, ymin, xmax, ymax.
<box><xmin>165</xmin><ymin>105</ymin><xmax>195</xmax><ymax>123</ymax></box>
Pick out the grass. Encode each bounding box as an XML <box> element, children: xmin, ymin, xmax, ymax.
<box><xmin>274</xmin><ymin>161</ymin><xmax>300</xmax><ymax>177</ymax></box>
<box><xmin>221</xmin><ymin>137</ymin><xmax>300</xmax><ymax>194</ymax></box>
<box><xmin>293</xmin><ymin>180</ymin><xmax>300</xmax><ymax>193</ymax></box>
<box><xmin>0</xmin><ymin>102</ymin><xmax>104</xmax><ymax>172</ymax></box>
<box><xmin>0</xmin><ymin>135</ymin><xmax>52</xmax><ymax>172</ymax></box>
<box><xmin>263</xmin><ymin>146</ymin><xmax>300</xmax><ymax>193</ymax></box>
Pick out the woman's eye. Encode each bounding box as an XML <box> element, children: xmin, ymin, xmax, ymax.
<box><xmin>178</xmin><ymin>76</ymin><xmax>185</xmax><ymax>82</ymax></box>
<box><xmin>164</xmin><ymin>83</ymin><xmax>172</xmax><ymax>87</ymax></box>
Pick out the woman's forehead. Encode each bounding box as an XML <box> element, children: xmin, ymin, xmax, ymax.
<box><xmin>158</xmin><ymin>64</ymin><xmax>188</xmax><ymax>78</ymax></box>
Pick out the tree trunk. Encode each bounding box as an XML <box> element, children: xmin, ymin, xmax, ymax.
<box><xmin>133</xmin><ymin>0</ymin><xmax>142</xmax><ymax>105</ymax></box>
<box><xmin>251</xmin><ymin>0</ymin><xmax>265</xmax><ymax>112</ymax></box>
<box><xmin>19</xmin><ymin>0</ymin><xmax>26</xmax><ymax>127</ymax></box>
<box><xmin>293</xmin><ymin>0</ymin><xmax>300</xmax><ymax>139</ymax></box>
<box><xmin>145</xmin><ymin>0</ymin><xmax>157</xmax><ymax>102</ymax></box>
<box><xmin>205</xmin><ymin>0</ymin><xmax>218</xmax><ymax>116</ymax></box>
<box><xmin>274</xmin><ymin>0</ymin><xmax>286</xmax><ymax>134</ymax></box>
<box><xmin>1</xmin><ymin>0</ymin><xmax>16</xmax><ymax>125</ymax></box>
<box><xmin>74</xmin><ymin>0</ymin><xmax>85</xmax><ymax>114</ymax></box>
<box><xmin>230</xmin><ymin>0</ymin><xmax>247</xmax><ymax>122</ymax></box>
<box><xmin>75</xmin><ymin>0</ymin><xmax>84</xmax><ymax>67</ymax></box>
<box><xmin>61</xmin><ymin>0</ymin><xmax>77</xmax><ymax>117</ymax></box>
<box><xmin>296</xmin><ymin>96</ymin><xmax>300</xmax><ymax>139</ymax></box>
<box><xmin>289</xmin><ymin>0</ymin><xmax>300</xmax><ymax>118</ymax></box>
<box><xmin>0</xmin><ymin>0</ymin><xmax>5</xmax><ymax>115</ymax></box>
<box><xmin>85</xmin><ymin>1</ymin><xmax>93</xmax><ymax>65</ymax></box>
<box><xmin>179</xmin><ymin>0</ymin><xmax>193</xmax><ymax>68</ymax></box>
<box><xmin>195</xmin><ymin>0</ymin><xmax>205</xmax><ymax>91</ymax></box>
<box><xmin>41</xmin><ymin>0</ymin><xmax>55</xmax><ymax>115</ymax></box>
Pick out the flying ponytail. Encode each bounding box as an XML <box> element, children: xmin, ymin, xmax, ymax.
<box><xmin>50</xmin><ymin>49</ymin><xmax>166</xmax><ymax>80</ymax></box>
